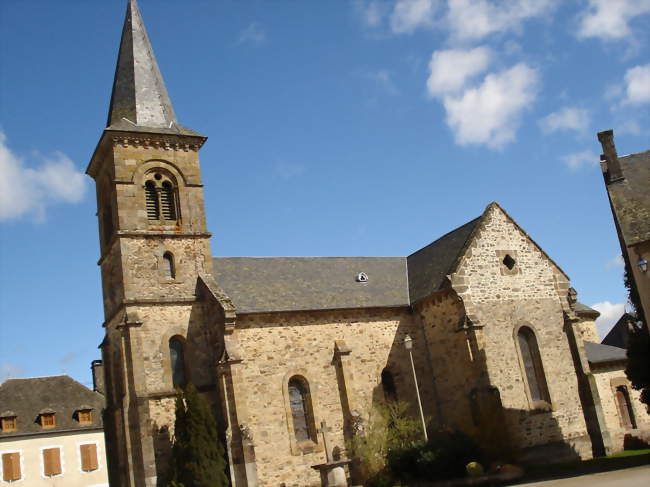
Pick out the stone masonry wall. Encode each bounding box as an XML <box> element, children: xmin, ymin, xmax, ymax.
<box><xmin>593</xmin><ymin>367</ymin><xmax>650</xmax><ymax>452</ymax></box>
<box><xmin>451</xmin><ymin>205</ymin><xmax>592</xmax><ymax>459</ymax></box>
<box><xmin>231</xmin><ymin>307</ymin><xmax>432</xmax><ymax>487</ymax></box>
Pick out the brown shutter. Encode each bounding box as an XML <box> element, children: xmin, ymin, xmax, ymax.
<box><xmin>43</xmin><ymin>448</ymin><xmax>61</xmax><ymax>476</ymax></box>
<box><xmin>81</xmin><ymin>444</ymin><xmax>98</xmax><ymax>471</ymax></box>
<box><xmin>2</xmin><ymin>452</ymin><xmax>21</xmax><ymax>481</ymax></box>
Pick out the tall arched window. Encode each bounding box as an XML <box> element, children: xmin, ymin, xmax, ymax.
<box><xmin>517</xmin><ymin>327</ymin><xmax>551</xmax><ymax>405</ymax></box>
<box><xmin>615</xmin><ymin>386</ymin><xmax>637</xmax><ymax>429</ymax></box>
<box><xmin>288</xmin><ymin>376</ymin><xmax>316</xmax><ymax>442</ymax></box>
<box><xmin>162</xmin><ymin>252</ymin><xmax>175</xmax><ymax>279</ymax></box>
<box><xmin>169</xmin><ymin>337</ymin><xmax>186</xmax><ymax>388</ymax></box>
<box><xmin>144</xmin><ymin>172</ymin><xmax>178</xmax><ymax>222</ymax></box>
<box><xmin>381</xmin><ymin>368</ymin><xmax>397</xmax><ymax>402</ymax></box>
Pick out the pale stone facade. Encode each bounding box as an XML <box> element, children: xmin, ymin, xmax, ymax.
<box><xmin>87</xmin><ymin>2</ymin><xmax>648</xmax><ymax>487</ymax></box>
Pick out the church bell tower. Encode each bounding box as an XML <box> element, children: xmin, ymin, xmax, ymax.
<box><xmin>86</xmin><ymin>1</ymin><xmax>214</xmax><ymax>485</ymax></box>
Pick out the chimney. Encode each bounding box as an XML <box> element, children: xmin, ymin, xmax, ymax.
<box><xmin>597</xmin><ymin>129</ymin><xmax>624</xmax><ymax>183</ymax></box>
<box><xmin>91</xmin><ymin>360</ymin><xmax>104</xmax><ymax>394</ymax></box>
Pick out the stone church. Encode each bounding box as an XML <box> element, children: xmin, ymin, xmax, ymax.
<box><xmin>87</xmin><ymin>2</ymin><xmax>648</xmax><ymax>486</ymax></box>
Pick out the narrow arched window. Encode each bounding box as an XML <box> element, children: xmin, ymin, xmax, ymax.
<box><xmin>163</xmin><ymin>252</ymin><xmax>175</xmax><ymax>279</ymax></box>
<box><xmin>145</xmin><ymin>180</ymin><xmax>160</xmax><ymax>220</ymax></box>
<box><xmin>160</xmin><ymin>181</ymin><xmax>177</xmax><ymax>220</ymax></box>
<box><xmin>615</xmin><ymin>386</ymin><xmax>637</xmax><ymax>429</ymax></box>
<box><xmin>381</xmin><ymin>368</ymin><xmax>397</xmax><ymax>402</ymax></box>
<box><xmin>288</xmin><ymin>376</ymin><xmax>316</xmax><ymax>442</ymax></box>
<box><xmin>169</xmin><ymin>337</ymin><xmax>186</xmax><ymax>388</ymax></box>
<box><xmin>517</xmin><ymin>327</ymin><xmax>551</xmax><ymax>405</ymax></box>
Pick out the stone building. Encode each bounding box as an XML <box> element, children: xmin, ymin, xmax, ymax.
<box><xmin>0</xmin><ymin>375</ymin><xmax>108</xmax><ymax>486</ymax></box>
<box><xmin>87</xmin><ymin>2</ymin><xmax>649</xmax><ymax>486</ymax></box>
<box><xmin>598</xmin><ymin>130</ymin><xmax>650</xmax><ymax>319</ymax></box>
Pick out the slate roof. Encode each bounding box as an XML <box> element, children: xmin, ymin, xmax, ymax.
<box><xmin>574</xmin><ymin>302</ymin><xmax>600</xmax><ymax>316</ymax></box>
<box><xmin>606</xmin><ymin>150</ymin><xmax>650</xmax><ymax>247</ymax></box>
<box><xmin>213</xmin><ymin>257</ymin><xmax>409</xmax><ymax>314</ymax></box>
<box><xmin>584</xmin><ymin>341</ymin><xmax>627</xmax><ymax>365</ymax></box>
<box><xmin>407</xmin><ymin>218</ymin><xmax>481</xmax><ymax>304</ymax></box>
<box><xmin>106</xmin><ymin>0</ymin><xmax>202</xmax><ymax>137</ymax></box>
<box><xmin>602</xmin><ymin>313</ymin><xmax>635</xmax><ymax>349</ymax></box>
<box><xmin>0</xmin><ymin>376</ymin><xmax>104</xmax><ymax>438</ymax></box>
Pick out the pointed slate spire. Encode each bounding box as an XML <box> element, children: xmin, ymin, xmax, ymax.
<box><xmin>107</xmin><ymin>0</ymin><xmax>196</xmax><ymax>135</ymax></box>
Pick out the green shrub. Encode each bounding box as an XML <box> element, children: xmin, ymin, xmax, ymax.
<box><xmin>388</xmin><ymin>429</ymin><xmax>482</xmax><ymax>481</ymax></box>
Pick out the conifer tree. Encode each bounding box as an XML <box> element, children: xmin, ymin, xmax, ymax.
<box><xmin>168</xmin><ymin>384</ymin><xmax>229</xmax><ymax>487</ymax></box>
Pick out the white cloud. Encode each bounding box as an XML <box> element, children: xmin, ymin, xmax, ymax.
<box><xmin>446</xmin><ymin>0</ymin><xmax>556</xmax><ymax>42</ymax></box>
<box><xmin>539</xmin><ymin>107</ymin><xmax>590</xmax><ymax>134</ymax></box>
<box><xmin>355</xmin><ymin>0</ymin><xmax>390</xmax><ymax>27</ymax></box>
<box><xmin>0</xmin><ymin>131</ymin><xmax>86</xmax><ymax>222</ymax></box>
<box><xmin>577</xmin><ymin>0</ymin><xmax>650</xmax><ymax>41</ymax></box>
<box><xmin>618</xmin><ymin>120</ymin><xmax>642</xmax><ymax>136</ymax></box>
<box><xmin>237</xmin><ymin>22</ymin><xmax>266</xmax><ymax>45</ymax></box>
<box><xmin>561</xmin><ymin>150</ymin><xmax>598</xmax><ymax>170</ymax></box>
<box><xmin>591</xmin><ymin>301</ymin><xmax>626</xmax><ymax>340</ymax></box>
<box><xmin>426</xmin><ymin>47</ymin><xmax>492</xmax><ymax>96</ymax></box>
<box><xmin>606</xmin><ymin>254</ymin><xmax>625</xmax><ymax>270</ymax></box>
<box><xmin>369</xmin><ymin>69</ymin><xmax>400</xmax><ymax>95</ymax></box>
<box><xmin>0</xmin><ymin>363</ymin><xmax>25</xmax><ymax>383</ymax></box>
<box><xmin>623</xmin><ymin>64</ymin><xmax>650</xmax><ymax>104</ymax></box>
<box><xmin>390</xmin><ymin>0</ymin><xmax>438</xmax><ymax>34</ymax></box>
<box><xmin>442</xmin><ymin>63</ymin><xmax>538</xmax><ymax>148</ymax></box>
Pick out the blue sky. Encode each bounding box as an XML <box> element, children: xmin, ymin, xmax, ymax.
<box><xmin>0</xmin><ymin>0</ymin><xmax>648</xmax><ymax>388</ymax></box>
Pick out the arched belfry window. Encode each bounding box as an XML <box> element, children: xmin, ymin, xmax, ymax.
<box><xmin>517</xmin><ymin>327</ymin><xmax>551</xmax><ymax>406</ymax></box>
<box><xmin>615</xmin><ymin>386</ymin><xmax>637</xmax><ymax>429</ymax></box>
<box><xmin>163</xmin><ymin>252</ymin><xmax>175</xmax><ymax>279</ymax></box>
<box><xmin>288</xmin><ymin>376</ymin><xmax>316</xmax><ymax>443</ymax></box>
<box><xmin>381</xmin><ymin>368</ymin><xmax>397</xmax><ymax>402</ymax></box>
<box><xmin>144</xmin><ymin>172</ymin><xmax>178</xmax><ymax>222</ymax></box>
<box><xmin>169</xmin><ymin>337</ymin><xmax>186</xmax><ymax>388</ymax></box>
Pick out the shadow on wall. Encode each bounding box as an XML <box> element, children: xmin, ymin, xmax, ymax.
<box><xmin>151</xmin><ymin>292</ymin><xmax>229</xmax><ymax>487</ymax></box>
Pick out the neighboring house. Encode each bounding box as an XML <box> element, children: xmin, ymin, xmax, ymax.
<box><xmin>85</xmin><ymin>2</ymin><xmax>650</xmax><ymax>486</ymax></box>
<box><xmin>584</xmin><ymin>341</ymin><xmax>649</xmax><ymax>450</ymax></box>
<box><xmin>602</xmin><ymin>312</ymin><xmax>636</xmax><ymax>348</ymax></box>
<box><xmin>598</xmin><ymin>130</ymin><xmax>650</xmax><ymax>320</ymax></box>
<box><xmin>0</xmin><ymin>375</ymin><xmax>108</xmax><ymax>486</ymax></box>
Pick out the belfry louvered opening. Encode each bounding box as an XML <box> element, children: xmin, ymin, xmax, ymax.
<box><xmin>161</xmin><ymin>181</ymin><xmax>177</xmax><ymax>220</ymax></box>
<box><xmin>145</xmin><ymin>180</ymin><xmax>160</xmax><ymax>220</ymax></box>
<box><xmin>144</xmin><ymin>172</ymin><xmax>178</xmax><ymax>223</ymax></box>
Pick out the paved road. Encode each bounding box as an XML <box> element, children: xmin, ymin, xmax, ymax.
<box><xmin>512</xmin><ymin>466</ymin><xmax>650</xmax><ymax>487</ymax></box>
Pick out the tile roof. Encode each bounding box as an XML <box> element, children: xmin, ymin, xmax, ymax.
<box><xmin>0</xmin><ymin>376</ymin><xmax>104</xmax><ymax>438</ymax></box>
<box><xmin>574</xmin><ymin>302</ymin><xmax>600</xmax><ymax>316</ymax></box>
<box><xmin>607</xmin><ymin>150</ymin><xmax>650</xmax><ymax>247</ymax></box>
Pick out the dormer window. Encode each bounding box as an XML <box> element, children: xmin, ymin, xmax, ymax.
<box><xmin>76</xmin><ymin>408</ymin><xmax>93</xmax><ymax>426</ymax></box>
<box><xmin>356</xmin><ymin>272</ymin><xmax>368</xmax><ymax>283</ymax></box>
<box><xmin>144</xmin><ymin>172</ymin><xmax>179</xmax><ymax>223</ymax></box>
<box><xmin>0</xmin><ymin>413</ymin><xmax>16</xmax><ymax>433</ymax></box>
<box><xmin>40</xmin><ymin>411</ymin><xmax>56</xmax><ymax>429</ymax></box>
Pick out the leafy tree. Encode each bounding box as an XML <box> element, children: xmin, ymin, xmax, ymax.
<box><xmin>622</xmin><ymin>264</ymin><xmax>649</xmax><ymax>409</ymax></box>
<box><xmin>168</xmin><ymin>384</ymin><xmax>229</xmax><ymax>487</ymax></box>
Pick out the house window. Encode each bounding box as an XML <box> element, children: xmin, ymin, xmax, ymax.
<box><xmin>80</xmin><ymin>443</ymin><xmax>98</xmax><ymax>472</ymax></box>
<box><xmin>169</xmin><ymin>337</ymin><xmax>186</xmax><ymax>388</ymax></box>
<box><xmin>288</xmin><ymin>376</ymin><xmax>316</xmax><ymax>443</ymax></box>
<box><xmin>615</xmin><ymin>386</ymin><xmax>637</xmax><ymax>429</ymax></box>
<box><xmin>381</xmin><ymin>369</ymin><xmax>397</xmax><ymax>402</ymax></box>
<box><xmin>1</xmin><ymin>452</ymin><xmax>21</xmax><ymax>482</ymax></box>
<box><xmin>163</xmin><ymin>252</ymin><xmax>175</xmax><ymax>279</ymax></box>
<box><xmin>0</xmin><ymin>416</ymin><xmax>16</xmax><ymax>433</ymax></box>
<box><xmin>517</xmin><ymin>327</ymin><xmax>551</xmax><ymax>406</ymax></box>
<box><xmin>43</xmin><ymin>447</ymin><xmax>62</xmax><ymax>476</ymax></box>
<box><xmin>144</xmin><ymin>172</ymin><xmax>178</xmax><ymax>222</ymax></box>
<box><xmin>77</xmin><ymin>409</ymin><xmax>93</xmax><ymax>426</ymax></box>
<box><xmin>40</xmin><ymin>413</ymin><xmax>56</xmax><ymax>429</ymax></box>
